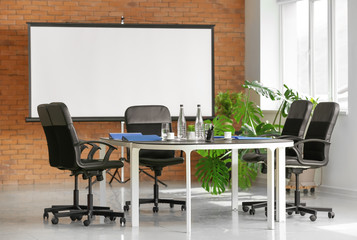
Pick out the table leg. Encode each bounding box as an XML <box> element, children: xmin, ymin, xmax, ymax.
<box><xmin>231</xmin><ymin>149</ymin><xmax>239</xmax><ymax>210</ymax></box>
<box><xmin>131</xmin><ymin>147</ymin><xmax>140</xmax><ymax>227</ymax></box>
<box><xmin>99</xmin><ymin>144</ymin><xmax>106</xmax><ymax>207</ymax></box>
<box><xmin>99</xmin><ymin>144</ymin><xmax>107</xmax><ymax>224</ymax></box>
<box><xmin>266</xmin><ymin>148</ymin><xmax>274</xmax><ymax>230</ymax></box>
<box><xmin>276</xmin><ymin>147</ymin><xmax>286</xmax><ymax>222</ymax></box>
<box><xmin>184</xmin><ymin>150</ymin><xmax>192</xmax><ymax>234</ymax></box>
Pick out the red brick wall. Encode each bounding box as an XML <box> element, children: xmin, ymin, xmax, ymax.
<box><xmin>0</xmin><ymin>0</ymin><xmax>245</xmax><ymax>185</ymax></box>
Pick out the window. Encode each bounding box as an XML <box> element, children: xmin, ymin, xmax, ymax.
<box><xmin>280</xmin><ymin>0</ymin><xmax>348</xmax><ymax>111</ymax></box>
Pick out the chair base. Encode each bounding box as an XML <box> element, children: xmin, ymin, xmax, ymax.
<box><xmin>124</xmin><ymin>198</ymin><xmax>186</xmax><ymax>212</ymax></box>
<box><xmin>285</xmin><ymin>205</ymin><xmax>334</xmax><ymax>221</ymax></box>
<box><xmin>242</xmin><ymin>170</ymin><xmax>335</xmax><ymax>221</ymax></box>
<box><xmin>43</xmin><ymin>205</ymin><xmax>111</xmax><ymax>219</ymax></box>
<box><xmin>123</xmin><ymin>178</ymin><xmax>185</xmax><ymax>213</ymax></box>
<box><xmin>50</xmin><ymin>207</ymin><xmax>126</xmax><ymax>226</ymax></box>
<box><xmin>44</xmin><ymin>175</ymin><xmax>125</xmax><ymax>226</ymax></box>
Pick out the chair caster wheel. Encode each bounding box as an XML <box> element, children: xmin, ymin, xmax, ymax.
<box><xmin>310</xmin><ymin>215</ymin><xmax>317</xmax><ymax>221</ymax></box>
<box><xmin>153</xmin><ymin>206</ymin><xmax>159</xmax><ymax>213</ymax></box>
<box><xmin>120</xmin><ymin>217</ymin><xmax>126</xmax><ymax>226</ymax></box>
<box><xmin>181</xmin><ymin>205</ymin><xmax>186</xmax><ymax>211</ymax></box>
<box><xmin>170</xmin><ymin>203</ymin><xmax>174</xmax><ymax>208</ymax></box>
<box><xmin>249</xmin><ymin>209</ymin><xmax>255</xmax><ymax>215</ymax></box>
<box><xmin>287</xmin><ymin>211</ymin><xmax>293</xmax><ymax>215</ymax></box>
<box><xmin>76</xmin><ymin>215</ymin><xmax>83</xmax><ymax>221</ymax></box>
<box><xmin>51</xmin><ymin>217</ymin><xmax>59</xmax><ymax>225</ymax></box>
<box><xmin>328</xmin><ymin>212</ymin><xmax>335</xmax><ymax>218</ymax></box>
<box><xmin>123</xmin><ymin>205</ymin><xmax>129</xmax><ymax>211</ymax></box>
<box><xmin>83</xmin><ymin>219</ymin><xmax>90</xmax><ymax>226</ymax></box>
<box><xmin>303</xmin><ymin>189</ymin><xmax>309</xmax><ymax>194</ymax></box>
<box><xmin>43</xmin><ymin>212</ymin><xmax>49</xmax><ymax>220</ymax></box>
<box><xmin>310</xmin><ymin>187</ymin><xmax>315</xmax><ymax>194</ymax></box>
<box><xmin>242</xmin><ymin>206</ymin><xmax>249</xmax><ymax>212</ymax></box>
<box><xmin>70</xmin><ymin>216</ymin><xmax>77</xmax><ymax>221</ymax></box>
<box><xmin>109</xmin><ymin>216</ymin><xmax>116</xmax><ymax>221</ymax></box>
<box><xmin>300</xmin><ymin>212</ymin><xmax>306</xmax><ymax>216</ymax></box>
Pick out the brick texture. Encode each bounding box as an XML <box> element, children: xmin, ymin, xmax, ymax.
<box><xmin>0</xmin><ymin>0</ymin><xmax>245</xmax><ymax>185</ymax></box>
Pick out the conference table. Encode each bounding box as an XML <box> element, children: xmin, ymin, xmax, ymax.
<box><xmin>99</xmin><ymin>137</ymin><xmax>293</xmax><ymax>233</ymax></box>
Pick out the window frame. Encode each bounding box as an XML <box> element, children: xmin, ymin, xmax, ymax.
<box><xmin>278</xmin><ymin>0</ymin><xmax>347</xmax><ymax>112</ymax></box>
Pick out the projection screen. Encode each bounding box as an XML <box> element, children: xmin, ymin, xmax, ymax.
<box><xmin>27</xmin><ymin>23</ymin><xmax>214</xmax><ymax>121</ymax></box>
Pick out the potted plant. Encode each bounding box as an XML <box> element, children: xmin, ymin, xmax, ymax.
<box><xmin>187</xmin><ymin>125</ymin><xmax>195</xmax><ymax>140</ymax></box>
<box><xmin>195</xmin><ymin>89</ymin><xmax>278</xmax><ymax>194</ymax></box>
<box><xmin>215</xmin><ymin>91</ymin><xmax>243</xmax><ymax>120</ymax></box>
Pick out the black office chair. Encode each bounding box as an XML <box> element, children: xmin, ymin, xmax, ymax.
<box><xmin>38</xmin><ymin>102</ymin><xmax>125</xmax><ymax>226</ymax></box>
<box><xmin>284</xmin><ymin>102</ymin><xmax>339</xmax><ymax>221</ymax></box>
<box><xmin>123</xmin><ymin>105</ymin><xmax>186</xmax><ymax>213</ymax></box>
<box><xmin>242</xmin><ymin>100</ymin><xmax>313</xmax><ymax>214</ymax></box>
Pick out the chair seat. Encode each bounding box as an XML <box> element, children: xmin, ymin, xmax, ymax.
<box><xmin>285</xmin><ymin>156</ymin><xmax>320</xmax><ymax>169</ymax></box>
<box><xmin>242</xmin><ymin>153</ymin><xmax>265</xmax><ymax>163</ymax></box>
<box><xmin>81</xmin><ymin>159</ymin><xmax>124</xmax><ymax>170</ymax></box>
<box><xmin>139</xmin><ymin>157</ymin><xmax>184</xmax><ymax>168</ymax></box>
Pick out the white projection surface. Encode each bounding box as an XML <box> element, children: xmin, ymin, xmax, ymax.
<box><xmin>29</xmin><ymin>24</ymin><xmax>214</xmax><ymax>120</ymax></box>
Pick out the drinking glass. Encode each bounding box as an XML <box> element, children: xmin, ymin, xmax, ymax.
<box><xmin>204</xmin><ymin>123</ymin><xmax>213</xmax><ymax>141</ymax></box>
<box><xmin>161</xmin><ymin>123</ymin><xmax>170</xmax><ymax>140</ymax></box>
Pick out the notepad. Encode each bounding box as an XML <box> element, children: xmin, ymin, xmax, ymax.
<box><xmin>109</xmin><ymin>133</ymin><xmax>142</xmax><ymax>140</ymax></box>
<box><xmin>122</xmin><ymin>134</ymin><xmax>162</xmax><ymax>142</ymax></box>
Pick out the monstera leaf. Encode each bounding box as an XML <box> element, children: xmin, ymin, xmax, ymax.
<box><xmin>195</xmin><ymin>149</ymin><xmax>231</xmax><ymax>195</ymax></box>
<box><xmin>238</xmin><ymin>150</ymin><xmax>260</xmax><ymax>189</ymax></box>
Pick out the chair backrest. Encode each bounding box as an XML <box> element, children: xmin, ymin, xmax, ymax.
<box><xmin>281</xmin><ymin>100</ymin><xmax>313</xmax><ymax>137</ymax></box>
<box><xmin>125</xmin><ymin>105</ymin><xmax>174</xmax><ymax>158</ymax></box>
<box><xmin>37</xmin><ymin>102</ymin><xmax>81</xmax><ymax>170</ymax></box>
<box><xmin>303</xmin><ymin>102</ymin><xmax>340</xmax><ymax>162</ymax></box>
<box><xmin>281</xmin><ymin>100</ymin><xmax>313</xmax><ymax>157</ymax></box>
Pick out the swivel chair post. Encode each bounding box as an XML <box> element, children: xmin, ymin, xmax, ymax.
<box><xmin>294</xmin><ymin>170</ymin><xmax>302</xmax><ymax>211</ymax></box>
<box><xmin>87</xmin><ymin>177</ymin><xmax>94</xmax><ymax>213</ymax></box>
<box><xmin>74</xmin><ymin>175</ymin><xmax>79</xmax><ymax>208</ymax></box>
<box><xmin>141</xmin><ymin>168</ymin><xmax>168</xmax><ymax>187</ymax></box>
<box><xmin>153</xmin><ymin>170</ymin><xmax>161</xmax><ymax>207</ymax></box>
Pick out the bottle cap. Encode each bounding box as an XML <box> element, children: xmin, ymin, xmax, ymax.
<box><xmin>197</xmin><ymin>104</ymin><xmax>201</xmax><ymax>107</ymax></box>
<box><xmin>180</xmin><ymin>104</ymin><xmax>183</xmax><ymax>107</ymax></box>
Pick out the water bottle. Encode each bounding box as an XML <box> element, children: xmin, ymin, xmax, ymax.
<box><xmin>177</xmin><ymin>104</ymin><xmax>187</xmax><ymax>139</ymax></box>
<box><xmin>195</xmin><ymin>104</ymin><xmax>204</xmax><ymax>140</ymax></box>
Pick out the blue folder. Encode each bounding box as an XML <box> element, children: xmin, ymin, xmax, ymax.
<box><xmin>122</xmin><ymin>134</ymin><xmax>162</xmax><ymax>142</ymax></box>
<box><xmin>109</xmin><ymin>133</ymin><xmax>142</xmax><ymax>140</ymax></box>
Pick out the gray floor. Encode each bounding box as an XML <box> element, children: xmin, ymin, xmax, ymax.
<box><xmin>0</xmin><ymin>179</ymin><xmax>356</xmax><ymax>240</ymax></box>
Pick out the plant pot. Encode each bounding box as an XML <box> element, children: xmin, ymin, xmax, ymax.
<box><xmin>187</xmin><ymin>131</ymin><xmax>195</xmax><ymax>140</ymax></box>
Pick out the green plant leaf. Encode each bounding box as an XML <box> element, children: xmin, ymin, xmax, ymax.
<box><xmin>243</xmin><ymin>80</ymin><xmax>280</xmax><ymax>101</ymax></box>
<box><xmin>195</xmin><ymin>150</ymin><xmax>230</xmax><ymax>195</ymax></box>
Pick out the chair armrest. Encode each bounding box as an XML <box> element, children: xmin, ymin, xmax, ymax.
<box><xmin>78</xmin><ymin>140</ymin><xmax>118</xmax><ymax>162</ymax></box>
<box><xmin>289</xmin><ymin>139</ymin><xmax>331</xmax><ymax>167</ymax></box>
<box><xmin>79</xmin><ymin>141</ymin><xmax>101</xmax><ymax>160</ymax></box>
<box><xmin>80</xmin><ymin>144</ymin><xmax>88</xmax><ymax>152</ymax></box>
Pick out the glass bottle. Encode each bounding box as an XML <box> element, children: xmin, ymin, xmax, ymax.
<box><xmin>177</xmin><ymin>104</ymin><xmax>186</xmax><ymax>139</ymax></box>
<box><xmin>195</xmin><ymin>104</ymin><xmax>204</xmax><ymax>140</ymax></box>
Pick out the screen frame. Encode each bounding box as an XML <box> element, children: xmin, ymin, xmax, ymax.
<box><xmin>26</xmin><ymin>22</ymin><xmax>215</xmax><ymax>122</ymax></box>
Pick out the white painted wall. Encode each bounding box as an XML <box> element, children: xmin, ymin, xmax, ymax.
<box><xmin>320</xmin><ymin>0</ymin><xmax>357</xmax><ymax>196</ymax></box>
<box><xmin>245</xmin><ymin>0</ymin><xmax>280</xmax><ymax>108</ymax></box>
<box><xmin>246</xmin><ymin>0</ymin><xmax>357</xmax><ymax>196</ymax></box>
